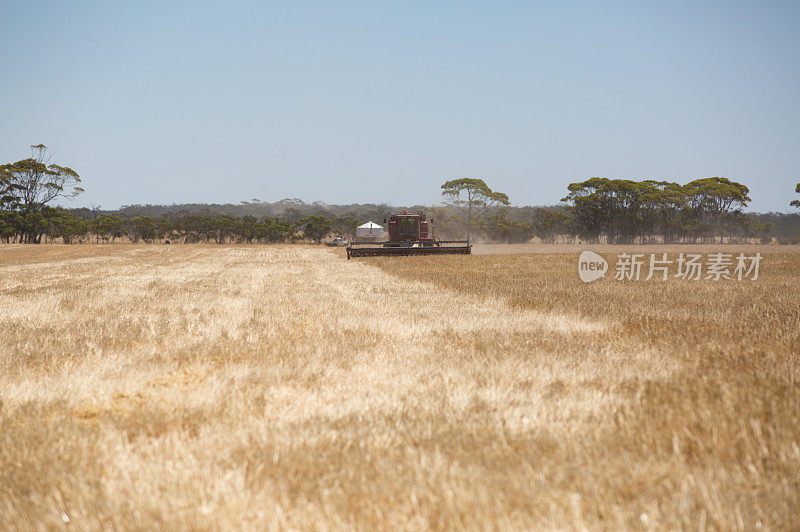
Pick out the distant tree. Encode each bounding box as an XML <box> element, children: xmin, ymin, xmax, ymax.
<box><xmin>331</xmin><ymin>216</ymin><xmax>361</xmax><ymax>239</ymax></box>
<box><xmin>756</xmin><ymin>212</ymin><xmax>800</xmax><ymax>244</ymax></box>
<box><xmin>235</xmin><ymin>215</ymin><xmax>257</xmax><ymax>243</ymax></box>
<box><xmin>441</xmin><ymin>178</ymin><xmax>509</xmax><ymax>237</ymax></box>
<box><xmin>482</xmin><ymin>210</ymin><xmax>533</xmax><ymax>243</ymax></box>
<box><xmin>729</xmin><ymin>214</ymin><xmax>773</xmax><ymax>244</ymax></box>
<box><xmin>152</xmin><ymin>217</ymin><xmax>174</xmax><ymax>242</ymax></box>
<box><xmin>0</xmin><ymin>145</ymin><xmax>83</xmax><ymax>242</ymax></box>
<box><xmin>215</xmin><ymin>215</ymin><xmax>237</xmax><ymax>244</ymax></box>
<box><xmin>15</xmin><ymin>206</ymin><xmax>65</xmax><ymax>244</ymax></box>
<box><xmin>126</xmin><ymin>216</ymin><xmax>158</xmax><ymax>243</ymax></box>
<box><xmin>562</xmin><ymin>177</ymin><xmax>752</xmax><ymax>244</ymax></box>
<box><xmin>641</xmin><ymin>181</ymin><xmax>687</xmax><ymax>243</ymax></box>
<box><xmin>301</xmin><ymin>215</ymin><xmax>332</xmax><ymax>243</ymax></box>
<box><xmin>529</xmin><ymin>208</ymin><xmax>571</xmax><ymax>244</ymax></box>
<box><xmin>0</xmin><ymin>170</ymin><xmax>21</xmax><ymax>211</ymax></box>
<box><xmin>47</xmin><ymin>211</ymin><xmax>89</xmax><ymax>244</ymax></box>
<box><xmin>791</xmin><ymin>183</ymin><xmax>800</xmax><ymax>209</ymax></box>
<box><xmin>91</xmin><ymin>215</ymin><xmax>125</xmax><ymax>243</ymax></box>
<box><xmin>562</xmin><ymin>178</ymin><xmax>640</xmax><ymax>243</ymax></box>
<box><xmin>0</xmin><ymin>145</ymin><xmax>83</xmax><ymax>213</ymax></box>
<box><xmin>283</xmin><ymin>207</ymin><xmax>304</xmax><ymax>224</ymax></box>
<box><xmin>0</xmin><ymin>211</ymin><xmax>19</xmax><ymax>242</ymax></box>
<box><xmin>261</xmin><ymin>217</ymin><xmax>293</xmax><ymax>243</ymax></box>
<box><xmin>683</xmin><ymin>177</ymin><xmax>750</xmax><ymax>242</ymax></box>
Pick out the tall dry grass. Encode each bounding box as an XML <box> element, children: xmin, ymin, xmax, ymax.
<box><xmin>372</xmin><ymin>246</ymin><xmax>800</xmax><ymax>529</ymax></box>
<box><xmin>1</xmin><ymin>243</ymin><xmax>798</xmax><ymax>529</ymax></box>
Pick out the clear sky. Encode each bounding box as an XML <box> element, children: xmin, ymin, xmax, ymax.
<box><xmin>1</xmin><ymin>1</ymin><xmax>798</xmax><ymax>212</ymax></box>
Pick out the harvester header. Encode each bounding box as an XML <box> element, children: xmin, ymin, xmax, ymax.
<box><xmin>346</xmin><ymin>211</ymin><xmax>471</xmax><ymax>259</ymax></box>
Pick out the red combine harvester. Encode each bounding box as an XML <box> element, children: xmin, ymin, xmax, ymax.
<box><xmin>346</xmin><ymin>211</ymin><xmax>471</xmax><ymax>259</ymax></box>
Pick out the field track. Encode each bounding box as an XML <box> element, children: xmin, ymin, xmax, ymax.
<box><xmin>1</xmin><ymin>244</ymin><xmax>798</xmax><ymax>529</ymax></box>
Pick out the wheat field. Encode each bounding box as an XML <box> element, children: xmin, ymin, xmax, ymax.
<box><xmin>1</xmin><ymin>244</ymin><xmax>798</xmax><ymax>529</ymax></box>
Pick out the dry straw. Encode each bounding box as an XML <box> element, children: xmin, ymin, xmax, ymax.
<box><xmin>1</xmin><ymin>244</ymin><xmax>798</xmax><ymax>529</ymax></box>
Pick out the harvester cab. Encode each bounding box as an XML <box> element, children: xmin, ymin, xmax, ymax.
<box><xmin>386</xmin><ymin>211</ymin><xmax>432</xmax><ymax>245</ymax></box>
<box><xmin>346</xmin><ymin>211</ymin><xmax>471</xmax><ymax>259</ymax></box>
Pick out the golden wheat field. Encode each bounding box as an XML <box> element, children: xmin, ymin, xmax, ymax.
<box><xmin>1</xmin><ymin>243</ymin><xmax>798</xmax><ymax>530</ymax></box>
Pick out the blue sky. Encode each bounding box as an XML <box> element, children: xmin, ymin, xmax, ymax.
<box><xmin>1</xmin><ymin>1</ymin><xmax>798</xmax><ymax>212</ymax></box>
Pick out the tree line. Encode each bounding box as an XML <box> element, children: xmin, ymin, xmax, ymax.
<box><xmin>0</xmin><ymin>207</ymin><xmax>370</xmax><ymax>245</ymax></box>
<box><xmin>559</xmin><ymin>177</ymin><xmax>774</xmax><ymax>244</ymax></box>
<box><xmin>3</xmin><ymin>145</ymin><xmax>800</xmax><ymax>244</ymax></box>
<box><xmin>0</xmin><ymin>145</ymin><xmax>363</xmax><ymax>244</ymax></box>
<box><xmin>434</xmin><ymin>177</ymin><xmax>782</xmax><ymax>244</ymax></box>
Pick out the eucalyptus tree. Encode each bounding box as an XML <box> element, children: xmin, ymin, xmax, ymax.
<box><xmin>641</xmin><ymin>180</ymin><xmax>686</xmax><ymax>243</ymax></box>
<box><xmin>0</xmin><ymin>145</ymin><xmax>83</xmax><ymax>214</ymax></box>
<box><xmin>47</xmin><ymin>211</ymin><xmax>89</xmax><ymax>244</ymax></box>
<box><xmin>125</xmin><ymin>216</ymin><xmax>159</xmax><ymax>243</ymax></box>
<box><xmin>791</xmin><ymin>183</ymin><xmax>800</xmax><ymax>209</ymax></box>
<box><xmin>563</xmin><ymin>177</ymin><xmax>752</xmax><ymax>243</ymax></box>
<box><xmin>526</xmin><ymin>207</ymin><xmax>571</xmax><ymax>244</ymax></box>
<box><xmin>0</xmin><ymin>145</ymin><xmax>84</xmax><ymax>242</ymax></box>
<box><xmin>90</xmin><ymin>215</ymin><xmax>125</xmax><ymax>243</ymax></box>
<box><xmin>562</xmin><ymin>178</ymin><xmax>647</xmax><ymax>243</ymax></box>
<box><xmin>482</xmin><ymin>210</ymin><xmax>533</xmax><ymax>243</ymax></box>
<box><xmin>683</xmin><ymin>177</ymin><xmax>750</xmax><ymax>242</ymax></box>
<box><xmin>330</xmin><ymin>216</ymin><xmax>360</xmax><ymax>239</ymax></box>
<box><xmin>0</xmin><ymin>170</ymin><xmax>20</xmax><ymax>211</ymax></box>
<box><xmin>441</xmin><ymin>178</ymin><xmax>509</xmax><ymax>238</ymax></box>
<box><xmin>0</xmin><ymin>211</ymin><xmax>18</xmax><ymax>242</ymax></box>
<box><xmin>301</xmin><ymin>215</ymin><xmax>331</xmax><ymax>243</ymax></box>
